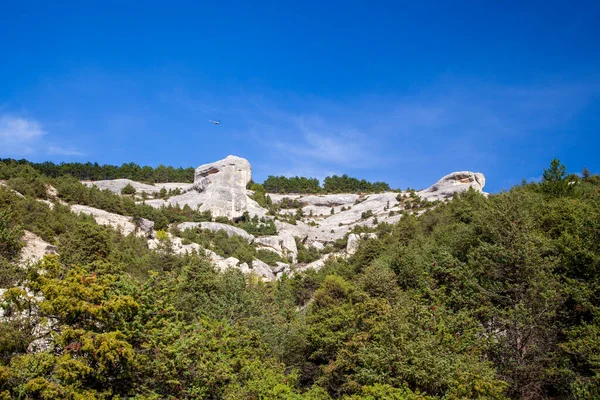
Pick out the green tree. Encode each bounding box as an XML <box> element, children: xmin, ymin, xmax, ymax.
<box><xmin>541</xmin><ymin>158</ymin><xmax>568</xmax><ymax>196</ymax></box>
<box><xmin>120</xmin><ymin>183</ymin><xmax>136</xmax><ymax>195</ymax></box>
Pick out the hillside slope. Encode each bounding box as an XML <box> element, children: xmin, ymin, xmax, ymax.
<box><xmin>1</xmin><ymin>157</ymin><xmax>598</xmax><ymax>399</ymax></box>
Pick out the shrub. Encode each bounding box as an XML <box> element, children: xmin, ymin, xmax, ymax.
<box><xmin>121</xmin><ymin>183</ymin><xmax>136</xmax><ymax>195</ymax></box>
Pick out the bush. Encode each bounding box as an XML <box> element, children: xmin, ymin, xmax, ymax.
<box><xmin>121</xmin><ymin>183</ymin><xmax>136</xmax><ymax>195</ymax></box>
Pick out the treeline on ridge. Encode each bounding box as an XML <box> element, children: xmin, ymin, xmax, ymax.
<box><xmin>0</xmin><ymin>158</ymin><xmax>195</xmax><ymax>183</ymax></box>
<box><xmin>2</xmin><ymin>158</ymin><xmax>392</xmax><ymax>194</ymax></box>
<box><xmin>261</xmin><ymin>174</ymin><xmax>392</xmax><ymax>194</ymax></box>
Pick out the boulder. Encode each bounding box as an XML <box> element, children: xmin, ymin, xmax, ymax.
<box><xmin>273</xmin><ymin>262</ymin><xmax>291</xmax><ymax>278</ymax></box>
<box><xmin>148</xmin><ymin>236</ymin><xmax>202</xmax><ymax>255</ymax></box>
<box><xmin>311</xmin><ymin>241</ymin><xmax>325</xmax><ymax>250</ymax></box>
<box><xmin>208</xmin><ymin>256</ymin><xmax>241</xmax><ymax>272</ymax></box>
<box><xmin>418</xmin><ymin>171</ymin><xmax>485</xmax><ymax>202</ymax></box>
<box><xmin>177</xmin><ymin>221</ymin><xmax>254</xmax><ymax>243</ymax></box>
<box><xmin>137</xmin><ymin>218</ymin><xmax>155</xmax><ymax>238</ymax></box>
<box><xmin>295</xmin><ymin>253</ymin><xmax>338</xmax><ymax>274</ymax></box>
<box><xmin>254</xmin><ymin>232</ymin><xmax>297</xmax><ymax>262</ymax></box>
<box><xmin>70</xmin><ymin>205</ymin><xmax>138</xmax><ymax>236</ymax></box>
<box><xmin>251</xmin><ymin>259</ymin><xmax>276</xmax><ymax>281</ymax></box>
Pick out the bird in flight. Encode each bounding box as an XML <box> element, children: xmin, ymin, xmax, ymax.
<box><xmin>209</xmin><ymin>119</ymin><xmax>221</xmax><ymax>125</ymax></box>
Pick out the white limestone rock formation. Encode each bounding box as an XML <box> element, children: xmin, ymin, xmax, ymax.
<box><xmin>70</xmin><ymin>205</ymin><xmax>154</xmax><ymax>238</ymax></box>
<box><xmin>294</xmin><ymin>253</ymin><xmax>339</xmax><ymax>274</ymax></box>
<box><xmin>137</xmin><ymin>218</ymin><xmax>155</xmax><ymax>238</ymax></box>
<box><xmin>254</xmin><ymin>232</ymin><xmax>298</xmax><ymax>263</ymax></box>
<box><xmin>82</xmin><ymin>179</ymin><xmax>192</xmax><ymax>194</ymax></box>
<box><xmin>346</xmin><ymin>233</ymin><xmax>378</xmax><ymax>256</ymax></box>
<box><xmin>19</xmin><ymin>230</ymin><xmax>58</xmax><ymax>266</ymax></box>
<box><xmin>71</xmin><ymin>205</ymin><xmax>137</xmax><ymax>235</ymax></box>
<box><xmin>177</xmin><ymin>221</ymin><xmax>254</xmax><ymax>243</ymax></box>
<box><xmin>149</xmin><ymin>156</ymin><xmax>266</xmax><ymax>219</ymax></box>
<box><xmin>0</xmin><ymin>181</ymin><xmax>25</xmax><ymax>198</ymax></box>
<box><xmin>311</xmin><ymin>241</ymin><xmax>325</xmax><ymax>250</ymax></box>
<box><xmin>273</xmin><ymin>262</ymin><xmax>291</xmax><ymax>278</ymax></box>
<box><xmin>250</xmin><ymin>259</ymin><xmax>276</xmax><ymax>281</ymax></box>
<box><xmin>418</xmin><ymin>171</ymin><xmax>486</xmax><ymax>201</ymax></box>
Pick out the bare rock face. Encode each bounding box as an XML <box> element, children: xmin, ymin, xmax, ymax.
<box><xmin>254</xmin><ymin>232</ymin><xmax>297</xmax><ymax>263</ymax></box>
<box><xmin>71</xmin><ymin>205</ymin><xmax>138</xmax><ymax>236</ymax></box>
<box><xmin>19</xmin><ymin>230</ymin><xmax>58</xmax><ymax>266</ymax></box>
<box><xmin>250</xmin><ymin>259</ymin><xmax>276</xmax><ymax>281</ymax></box>
<box><xmin>418</xmin><ymin>171</ymin><xmax>485</xmax><ymax>201</ymax></box>
<box><xmin>194</xmin><ymin>155</ymin><xmax>251</xmax><ymax>192</ymax></box>
<box><xmin>346</xmin><ymin>233</ymin><xmax>378</xmax><ymax>256</ymax></box>
<box><xmin>177</xmin><ymin>221</ymin><xmax>254</xmax><ymax>243</ymax></box>
<box><xmin>153</xmin><ymin>156</ymin><xmax>264</xmax><ymax>219</ymax></box>
<box><xmin>71</xmin><ymin>205</ymin><xmax>155</xmax><ymax>238</ymax></box>
<box><xmin>137</xmin><ymin>218</ymin><xmax>155</xmax><ymax>238</ymax></box>
<box><xmin>82</xmin><ymin>179</ymin><xmax>192</xmax><ymax>194</ymax></box>
<box><xmin>191</xmin><ymin>155</ymin><xmax>252</xmax><ymax>218</ymax></box>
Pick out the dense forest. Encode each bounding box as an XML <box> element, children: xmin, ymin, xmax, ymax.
<box><xmin>0</xmin><ymin>159</ymin><xmax>599</xmax><ymax>399</ymax></box>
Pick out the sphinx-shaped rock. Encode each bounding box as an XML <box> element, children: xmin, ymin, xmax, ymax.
<box><xmin>418</xmin><ymin>171</ymin><xmax>485</xmax><ymax>202</ymax></box>
<box><xmin>152</xmin><ymin>156</ymin><xmax>265</xmax><ymax>219</ymax></box>
<box><xmin>194</xmin><ymin>155</ymin><xmax>251</xmax><ymax>192</ymax></box>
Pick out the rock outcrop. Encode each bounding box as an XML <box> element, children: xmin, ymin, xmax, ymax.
<box><xmin>254</xmin><ymin>232</ymin><xmax>298</xmax><ymax>262</ymax></box>
<box><xmin>177</xmin><ymin>221</ymin><xmax>254</xmax><ymax>243</ymax></box>
<box><xmin>70</xmin><ymin>205</ymin><xmax>154</xmax><ymax>238</ymax></box>
<box><xmin>250</xmin><ymin>259</ymin><xmax>276</xmax><ymax>281</ymax></box>
<box><xmin>76</xmin><ymin>155</ymin><xmax>488</xmax><ymax>278</ymax></box>
<box><xmin>82</xmin><ymin>179</ymin><xmax>193</xmax><ymax>194</ymax></box>
<box><xmin>418</xmin><ymin>171</ymin><xmax>486</xmax><ymax>201</ymax></box>
<box><xmin>19</xmin><ymin>230</ymin><xmax>58</xmax><ymax>266</ymax></box>
<box><xmin>346</xmin><ymin>232</ymin><xmax>378</xmax><ymax>255</ymax></box>
<box><xmin>149</xmin><ymin>156</ymin><xmax>266</xmax><ymax>219</ymax></box>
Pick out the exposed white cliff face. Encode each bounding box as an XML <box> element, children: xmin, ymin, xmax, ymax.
<box><xmin>417</xmin><ymin>171</ymin><xmax>486</xmax><ymax>201</ymax></box>
<box><xmin>146</xmin><ymin>156</ymin><xmax>266</xmax><ymax>219</ymax></box>
<box><xmin>70</xmin><ymin>205</ymin><xmax>154</xmax><ymax>237</ymax></box>
<box><xmin>82</xmin><ymin>179</ymin><xmax>193</xmax><ymax>194</ymax></box>
<box><xmin>19</xmin><ymin>230</ymin><xmax>58</xmax><ymax>266</ymax></box>
<box><xmin>177</xmin><ymin>221</ymin><xmax>254</xmax><ymax>243</ymax></box>
<box><xmin>193</xmin><ymin>155</ymin><xmax>251</xmax><ymax>192</ymax></box>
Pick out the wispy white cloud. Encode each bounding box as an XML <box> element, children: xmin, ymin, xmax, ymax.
<box><xmin>269</xmin><ymin>116</ymin><xmax>380</xmax><ymax>169</ymax></box>
<box><xmin>0</xmin><ymin>114</ymin><xmax>46</xmax><ymax>155</ymax></box>
<box><xmin>47</xmin><ymin>146</ymin><xmax>86</xmax><ymax>156</ymax></box>
<box><xmin>0</xmin><ymin>113</ymin><xmax>85</xmax><ymax>158</ymax></box>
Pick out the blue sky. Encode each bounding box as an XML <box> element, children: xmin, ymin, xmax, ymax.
<box><xmin>1</xmin><ymin>1</ymin><xmax>599</xmax><ymax>192</ymax></box>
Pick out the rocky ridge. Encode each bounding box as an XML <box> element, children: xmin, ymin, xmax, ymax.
<box><xmin>79</xmin><ymin>156</ymin><xmax>486</xmax><ymax>281</ymax></box>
